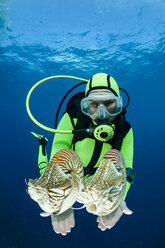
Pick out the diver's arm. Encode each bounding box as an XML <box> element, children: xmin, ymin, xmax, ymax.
<box><xmin>120</xmin><ymin>127</ymin><xmax>134</xmax><ymax>200</ymax></box>
<box><xmin>50</xmin><ymin>113</ymin><xmax>74</xmax><ymax>160</ymax></box>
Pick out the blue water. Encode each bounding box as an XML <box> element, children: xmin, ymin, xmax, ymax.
<box><xmin>0</xmin><ymin>0</ymin><xmax>165</xmax><ymax>247</ymax></box>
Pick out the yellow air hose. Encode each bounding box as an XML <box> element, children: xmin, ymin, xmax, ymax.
<box><xmin>26</xmin><ymin>75</ymin><xmax>88</xmax><ymax>133</ymax></box>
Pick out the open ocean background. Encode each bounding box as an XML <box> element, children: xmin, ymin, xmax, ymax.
<box><xmin>0</xmin><ymin>0</ymin><xmax>165</xmax><ymax>247</ymax></box>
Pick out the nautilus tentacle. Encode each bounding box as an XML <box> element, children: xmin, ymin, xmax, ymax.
<box><xmin>27</xmin><ymin>149</ymin><xmax>84</xmax><ymax>216</ymax></box>
<box><xmin>77</xmin><ymin>149</ymin><xmax>126</xmax><ymax>216</ymax></box>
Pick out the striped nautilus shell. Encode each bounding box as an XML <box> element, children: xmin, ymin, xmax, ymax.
<box><xmin>27</xmin><ymin>148</ymin><xmax>126</xmax><ymax>218</ymax></box>
<box><xmin>27</xmin><ymin>149</ymin><xmax>84</xmax><ymax>216</ymax></box>
<box><xmin>77</xmin><ymin>149</ymin><xmax>126</xmax><ymax>216</ymax></box>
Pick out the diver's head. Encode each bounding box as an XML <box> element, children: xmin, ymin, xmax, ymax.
<box><xmin>81</xmin><ymin>73</ymin><xmax>123</xmax><ymax>121</ymax></box>
<box><xmin>85</xmin><ymin>72</ymin><xmax>120</xmax><ymax>97</ymax></box>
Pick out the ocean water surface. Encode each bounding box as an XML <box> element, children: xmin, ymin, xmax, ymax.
<box><xmin>0</xmin><ymin>0</ymin><xmax>165</xmax><ymax>247</ymax></box>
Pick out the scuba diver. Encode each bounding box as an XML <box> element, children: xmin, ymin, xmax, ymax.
<box><xmin>31</xmin><ymin>72</ymin><xmax>134</xmax><ymax>235</ymax></box>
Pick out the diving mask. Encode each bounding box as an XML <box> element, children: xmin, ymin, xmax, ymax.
<box><xmin>81</xmin><ymin>93</ymin><xmax>123</xmax><ymax>120</ymax></box>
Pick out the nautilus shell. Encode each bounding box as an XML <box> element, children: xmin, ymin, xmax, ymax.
<box><xmin>27</xmin><ymin>148</ymin><xmax>126</xmax><ymax>218</ymax></box>
<box><xmin>27</xmin><ymin>149</ymin><xmax>84</xmax><ymax>216</ymax></box>
<box><xmin>77</xmin><ymin>149</ymin><xmax>126</xmax><ymax>216</ymax></box>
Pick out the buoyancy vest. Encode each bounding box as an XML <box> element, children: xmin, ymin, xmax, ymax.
<box><xmin>64</xmin><ymin>92</ymin><xmax>131</xmax><ymax>176</ymax></box>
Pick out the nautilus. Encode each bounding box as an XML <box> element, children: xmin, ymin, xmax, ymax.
<box><xmin>27</xmin><ymin>149</ymin><xmax>84</xmax><ymax>216</ymax></box>
<box><xmin>77</xmin><ymin>149</ymin><xmax>126</xmax><ymax>216</ymax></box>
<box><xmin>27</xmin><ymin>149</ymin><xmax>126</xmax><ymax>217</ymax></box>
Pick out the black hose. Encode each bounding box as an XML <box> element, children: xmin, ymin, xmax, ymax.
<box><xmin>55</xmin><ymin>81</ymin><xmax>87</xmax><ymax>128</ymax></box>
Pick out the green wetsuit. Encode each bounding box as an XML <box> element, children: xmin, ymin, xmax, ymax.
<box><xmin>38</xmin><ymin>111</ymin><xmax>134</xmax><ymax>200</ymax></box>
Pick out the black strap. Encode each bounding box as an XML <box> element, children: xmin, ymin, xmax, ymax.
<box><xmin>110</xmin><ymin>110</ymin><xmax>131</xmax><ymax>150</ymax></box>
<box><xmin>84</xmin><ymin>140</ymin><xmax>103</xmax><ymax>176</ymax></box>
<box><xmin>42</xmin><ymin>144</ymin><xmax>46</xmax><ymax>156</ymax></box>
<box><xmin>107</xmin><ymin>74</ymin><xmax>118</xmax><ymax>96</ymax></box>
<box><xmin>38</xmin><ymin>136</ymin><xmax>48</xmax><ymax>156</ymax></box>
<box><xmin>107</xmin><ymin>74</ymin><xmax>111</xmax><ymax>89</ymax></box>
<box><xmin>89</xmin><ymin>76</ymin><xmax>93</xmax><ymax>94</ymax></box>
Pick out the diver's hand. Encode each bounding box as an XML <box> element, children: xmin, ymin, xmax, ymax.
<box><xmin>51</xmin><ymin>208</ymin><xmax>75</xmax><ymax>235</ymax></box>
<box><xmin>97</xmin><ymin>201</ymin><xmax>133</xmax><ymax>231</ymax></box>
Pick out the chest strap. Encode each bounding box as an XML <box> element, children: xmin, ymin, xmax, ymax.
<box><xmin>84</xmin><ymin>140</ymin><xmax>103</xmax><ymax>176</ymax></box>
